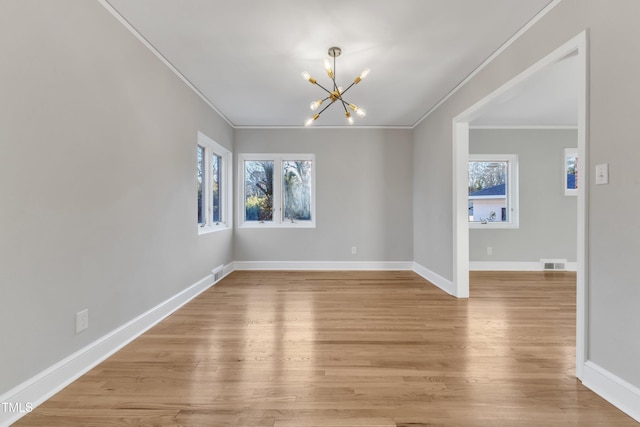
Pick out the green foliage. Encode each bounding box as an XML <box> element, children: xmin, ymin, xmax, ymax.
<box><xmin>245</xmin><ymin>195</ymin><xmax>272</xmax><ymax>221</ymax></box>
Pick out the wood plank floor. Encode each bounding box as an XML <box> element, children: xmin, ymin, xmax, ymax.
<box><xmin>15</xmin><ymin>271</ymin><xmax>638</xmax><ymax>426</ymax></box>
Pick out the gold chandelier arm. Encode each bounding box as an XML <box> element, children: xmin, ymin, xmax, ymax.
<box><xmin>337</xmin><ymin>80</ymin><xmax>357</xmax><ymax>97</ymax></box>
<box><xmin>338</xmin><ymin>68</ymin><xmax>369</xmax><ymax>95</ymax></box>
<box><xmin>316</xmin><ymin>98</ymin><xmax>338</xmax><ymax>116</ymax></box>
<box><xmin>339</xmin><ymin>98</ymin><xmax>350</xmax><ymax>114</ymax></box>
<box><xmin>314</xmin><ymin>81</ymin><xmax>334</xmax><ymax>96</ymax></box>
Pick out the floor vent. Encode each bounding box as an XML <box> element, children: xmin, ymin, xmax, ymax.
<box><xmin>541</xmin><ymin>259</ymin><xmax>567</xmax><ymax>271</ymax></box>
<box><xmin>212</xmin><ymin>265</ymin><xmax>224</xmax><ymax>282</ymax></box>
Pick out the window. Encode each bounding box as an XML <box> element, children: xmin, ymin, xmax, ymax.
<box><xmin>197</xmin><ymin>132</ymin><xmax>232</xmax><ymax>233</ymax></box>
<box><xmin>211</xmin><ymin>153</ymin><xmax>222</xmax><ymax>222</ymax></box>
<box><xmin>564</xmin><ymin>148</ymin><xmax>578</xmax><ymax>196</ymax></box>
<box><xmin>197</xmin><ymin>145</ymin><xmax>205</xmax><ymax>224</ymax></box>
<box><xmin>468</xmin><ymin>154</ymin><xmax>518</xmax><ymax>228</ymax></box>
<box><xmin>239</xmin><ymin>153</ymin><xmax>315</xmax><ymax>227</ymax></box>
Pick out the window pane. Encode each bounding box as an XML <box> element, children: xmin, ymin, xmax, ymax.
<box><xmin>283</xmin><ymin>160</ymin><xmax>312</xmax><ymax>221</ymax></box>
<box><xmin>566</xmin><ymin>153</ymin><xmax>578</xmax><ymax>190</ymax></box>
<box><xmin>197</xmin><ymin>145</ymin><xmax>205</xmax><ymax>224</ymax></box>
<box><xmin>244</xmin><ymin>160</ymin><xmax>274</xmax><ymax>221</ymax></box>
<box><xmin>468</xmin><ymin>161</ymin><xmax>508</xmax><ymax>223</ymax></box>
<box><xmin>212</xmin><ymin>154</ymin><xmax>221</xmax><ymax>223</ymax></box>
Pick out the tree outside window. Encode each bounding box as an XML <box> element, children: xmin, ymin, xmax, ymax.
<box><xmin>240</xmin><ymin>154</ymin><xmax>315</xmax><ymax>227</ymax></box>
<box><xmin>197</xmin><ymin>132</ymin><xmax>231</xmax><ymax>233</ymax></box>
<box><xmin>197</xmin><ymin>145</ymin><xmax>205</xmax><ymax>225</ymax></box>
<box><xmin>283</xmin><ymin>161</ymin><xmax>312</xmax><ymax>221</ymax></box>
<box><xmin>244</xmin><ymin>160</ymin><xmax>274</xmax><ymax>221</ymax></box>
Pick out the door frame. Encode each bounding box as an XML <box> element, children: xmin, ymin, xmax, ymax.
<box><xmin>452</xmin><ymin>30</ymin><xmax>589</xmax><ymax>379</ymax></box>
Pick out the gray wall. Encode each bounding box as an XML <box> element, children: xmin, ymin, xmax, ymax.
<box><xmin>0</xmin><ymin>1</ymin><xmax>233</xmax><ymax>393</ymax></box>
<box><xmin>469</xmin><ymin>129</ymin><xmax>577</xmax><ymax>263</ymax></box>
<box><xmin>234</xmin><ymin>128</ymin><xmax>413</xmax><ymax>263</ymax></box>
<box><xmin>413</xmin><ymin>0</ymin><xmax>640</xmax><ymax>388</ymax></box>
<box><xmin>2</xmin><ymin>0</ymin><xmax>640</xmax><ymax>409</ymax></box>
<box><xmin>413</xmin><ymin>105</ymin><xmax>455</xmax><ymax>278</ymax></box>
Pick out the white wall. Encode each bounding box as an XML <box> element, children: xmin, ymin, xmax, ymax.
<box><xmin>413</xmin><ymin>0</ymin><xmax>640</xmax><ymax>392</ymax></box>
<box><xmin>234</xmin><ymin>128</ymin><xmax>413</xmax><ymax>264</ymax></box>
<box><xmin>469</xmin><ymin>129</ymin><xmax>577</xmax><ymax>264</ymax></box>
<box><xmin>0</xmin><ymin>1</ymin><xmax>233</xmax><ymax>394</ymax></box>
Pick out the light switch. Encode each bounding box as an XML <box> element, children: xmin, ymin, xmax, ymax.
<box><xmin>595</xmin><ymin>163</ymin><xmax>609</xmax><ymax>185</ymax></box>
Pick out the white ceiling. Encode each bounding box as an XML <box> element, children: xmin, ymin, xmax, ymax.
<box><xmin>103</xmin><ymin>0</ymin><xmax>566</xmax><ymax>128</ymax></box>
<box><xmin>471</xmin><ymin>52</ymin><xmax>579</xmax><ymax>128</ymax></box>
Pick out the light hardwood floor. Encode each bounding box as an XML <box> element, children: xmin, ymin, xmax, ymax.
<box><xmin>15</xmin><ymin>271</ymin><xmax>638</xmax><ymax>426</ymax></box>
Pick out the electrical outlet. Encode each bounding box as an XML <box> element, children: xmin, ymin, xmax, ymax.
<box><xmin>487</xmin><ymin>246</ymin><xmax>493</xmax><ymax>256</ymax></box>
<box><xmin>351</xmin><ymin>246</ymin><xmax>357</xmax><ymax>255</ymax></box>
<box><xmin>76</xmin><ymin>309</ymin><xmax>88</xmax><ymax>334</ymax></box>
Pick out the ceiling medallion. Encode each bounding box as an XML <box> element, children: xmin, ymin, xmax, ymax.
<box><xmin>302</xmin><ymin>47</ymin><xmax>370</xmax><ymax>126</ymax></box>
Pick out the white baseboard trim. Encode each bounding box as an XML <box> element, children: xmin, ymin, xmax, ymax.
<box><xmin>0</xmin><ymin>268</ymin><xmax>227</xmax><ymax>427</ymax></box>
<box><xmin>469</xmin><ymin>261</ymin><xmax>577</xmax><ymax>271</ymax></box>
<box><xmin>582</xmin><ymin>361</ymin><xmax>640</xmax><ymax>423</ymax></box>
<box><xmin>232</xmin><ymin>260</ymin><xmax>414</xmax><ymax>271</ymax></box>
<box><xmin>412</xmin><ymin>262</ymin><xmax>455</xmax><ymax>296</ymax></box>
<box><xmin>230</xmin><ymin>261</ymin><xmax>457</xmax><ymax>297</ymax></box>
<box><xmin>222</xmin><ymin>262</ymin><xmax>235</xmax><ymax>277</ymax></box>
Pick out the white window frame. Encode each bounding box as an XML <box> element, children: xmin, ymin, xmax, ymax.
<box><xmin>197</xmin><ymin>131</ymin><xmax>232</xmax><ymax>234</ymax></box>
<box><xmin>468</xmin><ymin>154</ymin><xmax>519</xmax><ymax>229</ymax></box>
<box><xmin>238</xmin><ymin>153</ymin><xmax>316</xmax><ymax>228</ymax></box>
<box><xmin>564</xmin><ymin>147</ymin><xmax>578</xmax><ymax>196</ymax></box>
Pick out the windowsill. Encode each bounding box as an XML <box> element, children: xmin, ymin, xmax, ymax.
<box><xmin>198</xmin><ymin>224</ymin><xmax>231</xmax><ymax>235</ymax></box>
<box><xmin>238</xmin><ymin>221</ymin><xmax>316</xmax><ymax>229</ymax></box>
<box><xmin>469</xmin><ymin>222</ymin><xmax>519</xmax><ymax>229</ymax></box>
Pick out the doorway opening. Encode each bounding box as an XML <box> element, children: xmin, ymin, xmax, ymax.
<box><xmin>452</xmin><ymin>31</ymin><xmax>588</xmax><ymax>379</ymax></box>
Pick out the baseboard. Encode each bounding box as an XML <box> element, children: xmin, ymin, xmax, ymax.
<box><xmin>582</xmin><ymin>361</ymin><xmax>640</xmax><ymax>423</ymax></box>
<box><xmin>222</xmin><ymin>262</ymin><xmax>235</xmax><ymax>278</ymax></box>
<box><xmin>232</xmin><ymin>260</ymin><xmax>414</xmax><ymax>271</ymax></box>
<box><xmin>469</xmin><ymin>261</ymin><xmax>577</xmax><ymax>271</ymax></box>
<box><xmin>412</xmin><ymin>262</ymin><xmax>456</xmax><ymax>296</ymax></box>
<box><xmin>230</xmin><ymin>261</ymin><xmax>456</xmax><ymax>297</ymax></box>
<box><xmin>0</xmin><ymin>267</ymin><xmax>227</xmax><ymax>427</ymax></box>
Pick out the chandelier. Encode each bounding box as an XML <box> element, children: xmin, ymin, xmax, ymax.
<box><xmin>302</xmin><ymin>47</ymin><xmax>370</xmax><ymax>126</ymax></box>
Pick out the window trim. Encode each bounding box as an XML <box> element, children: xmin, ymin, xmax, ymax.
<box><xmin>468</xmin><ymin>153</ymin><xmax>519</xmax><ymax>229</ymax></box>
<box><xmin>197</xmin><ymin>131</ymin><xmax>232</xmax><ymax>234</ymax></box>
<box><xmin>238</xmin><ymin>153</ymin><xmax>316</xmax><ymax>228</ymax></box>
